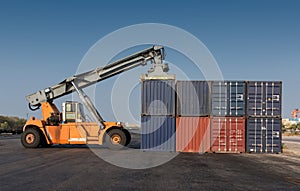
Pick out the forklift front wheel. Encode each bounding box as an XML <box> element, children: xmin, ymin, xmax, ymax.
<box><xmin>21</xmin><ymin>128</ymin><xmax>41</xmax><ymax>148</ymax></box>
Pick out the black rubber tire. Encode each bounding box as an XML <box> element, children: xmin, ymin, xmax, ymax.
<box><xmin>40</xmin><ymin>136</ymin><xmax>52</xmax><ymax>148</ymax></box>
<box><xmin>123</xmin><ymin>129</ymin><xmax>131</xmax><ymax>146</ymax></box>
<box><xmin>105</xmin><ymin>129</ymin><xmax>127</xmax><ymax>149</ymax></box>
<box><xmin>21</xmin><ymin>128</ymin><xmax>41</xmax><ymax>148</ymax></box>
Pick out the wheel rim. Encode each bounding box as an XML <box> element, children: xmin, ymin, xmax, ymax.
<box><xmin>111</xmin><ymin>134</ymin><xmax>121</xmax><ymax>144</ymax></box>
<box><xmin>26</xmin><ymin>133</ymin><xmax>35</xmax><ymax>144</ymax></box>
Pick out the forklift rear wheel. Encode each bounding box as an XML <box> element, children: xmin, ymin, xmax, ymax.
<box><xmin>105</xmin><ymin>129</ymin><xmax>127</xmax><ymax>149</ymax></box>
<box><xmin>21</xmin><ymin>128</ymin><xmax>41</xmax><ymax>148</ymax></box>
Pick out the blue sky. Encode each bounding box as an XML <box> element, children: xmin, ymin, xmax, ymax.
<box><xmin>0</xmin><ymin>0</ymin><xmax>299</xmax><ymax>121</ymax></box>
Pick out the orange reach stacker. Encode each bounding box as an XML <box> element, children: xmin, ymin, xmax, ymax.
<box><xmin>21</xmin><ymin>46</ymin><xmax>174</xmax><ymax>149</ymax></box>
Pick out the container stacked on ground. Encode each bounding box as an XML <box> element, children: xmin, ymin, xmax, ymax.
<box><xmin>141</xmin><ymin>79</ymin><xmax>176</xmax><ymax>151</ymax></box>
<box><xmin>246</xmin><ymin>81</ymin><xmax>282</xmax><ymax>153</ymax></box>
<box><xmin>176</xmin><ymin>81</ymin><xmax>211</xmax><ymax>153</ymax></box>
<box><xmin>210</xmin><ymin>81</ymin><xmax>247</xmax><ymax>153</ymax></box>
<box><xmin>141</xmin><ymin>79</ymin><xmax>282</xmax><ymax>154</ymax></box>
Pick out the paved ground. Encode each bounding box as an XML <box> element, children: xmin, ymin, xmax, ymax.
<box><xmin>283</xmin><ymin>136</ymin><xmax>300</xmax><ymax>154</ymax></box>
<box><xmin>0</xmin><ymin>134</ymin><xmax>300</xmax><ymax>191</ymax></box>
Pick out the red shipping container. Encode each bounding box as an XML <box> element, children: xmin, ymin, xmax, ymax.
<box><xmin>211</xmin><ymin>117</ymin><xmax>245</xmax><ymax>153</ymax></box>
<box><xmin>176</xmin><ymin>117</ymin><xmax>210</xmax><ymax>153</ymax></box>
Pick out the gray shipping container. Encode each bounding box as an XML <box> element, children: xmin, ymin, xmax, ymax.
<box><xmin>141</xmin><ymin>115</ymin><xmax>176</xmax><ymax>151</ymax></box>
<box><xmin>247</xmin><ymin>81</ymin><xmax>282</xmax><ymax>117</ymax></box>
<box><xmin>246</xmin><ymin>117</ymin><xmax>282</xmax><ymax>153</ymax></box>
<box><xmin>211</xmin><ymin>81</ymin><xmax>246</xmax><ymax>116</ymax></box>
<box><xmin>176</xmin><ymin>81</ymin><xmax>210</xmax><ymax>116</ymax></box>
<box><xmin>141</xmin><ymin>80</ymin><xmax>175</xmax><ymax>116</ymax></box>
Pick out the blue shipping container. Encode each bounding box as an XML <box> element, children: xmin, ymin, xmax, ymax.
<box><xmin>141</xmin><ymin>116</ymin><xmax>176</xmax><ymax>151</ymax></box>
<box><xmin>247</xmin><ymin>117</ymin><xmax>282</xmax><ymax>153</ymax></box>
<box><xmin>211</xmin><ymin>81</ymin><xmax>246</xmax><ymax>116</ymax></box>
<box><xmin>176</xmin><ymin>81</ymin><xmax>210</xmax><ymax>116</ymax></box>
<box><xmin>247</xmin><ymin>81</ymin><xmax>282</xmax><ymax>117</ymax></box>
<box><xmin>141</xmin><ymin>80</ymin><xmax>175</xmax><ymax>116</ymax></box>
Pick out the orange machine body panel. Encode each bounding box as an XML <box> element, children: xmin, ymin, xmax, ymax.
<box><xmin>41</xmin><ymin>102</ymin><xmax>60</xmax><ymax>122</ymax></box>
<box><xmin>25</xmin><ymin>120</ymin><xmax>121</xmax><ymax>145</ymax></box>
<box><xmin>69</xmin><ymin>124</ymin><xmax>86</xmax><ymax>144</ymax></box>
<box><xmin>23</xmin><ymin>117</ymin><xmax>44</xmax><ymax>131</ymax></box>
<box><xmin>45</xmin><ymin>123</ymin><xmax>87</xmax><ymax>144</ymax></box>
<box><xmin>24</xmin><ymin>101</ymin><xmax>122</xmax><ymax>145</ymax></box>
<box><xmin>45</xmin><ymin>126</ymin><xmax>61</xmax><ymax>144</ymax></box>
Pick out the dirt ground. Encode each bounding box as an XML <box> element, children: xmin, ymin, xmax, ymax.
<box><xmin>0</xmin><ymin>134</ymin><xmax>299</xmax><ymax>191</ymax></box>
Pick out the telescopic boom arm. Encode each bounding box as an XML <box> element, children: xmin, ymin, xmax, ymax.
<box><xmin>26</xmin><ymin>45</ymin><xmax>165</xmax><ymax>107</ymax></box>
<box><xmin>25</xmin><ymin>45</ymin><xmax>172</xmax><ymax>129</ymax></box>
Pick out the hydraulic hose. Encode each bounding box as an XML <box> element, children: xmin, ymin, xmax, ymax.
<box><xmin>28</xmin><ymin>103</ymin><xmax>41</xmax><ymax>111</ymax></box>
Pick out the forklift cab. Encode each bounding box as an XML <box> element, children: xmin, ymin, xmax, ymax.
<box><xmin>62</xmin><ymin>101</ymin><xmax>86</xmax><ymax>123</ymax></box>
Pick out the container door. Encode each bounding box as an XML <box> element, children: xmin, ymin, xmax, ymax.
<box><xmin>247</xmin><ymin>82</ymin><xmax>264</xmax><ymax>117</ymax></box>
<box><xmin>211</xmin><ymin>82</ymin><xmax>227</xmax><ymax>116</ymax></box>
<box><xmin>261</xmin><ymin>119</ymin><xmax>267</xmax><ymax>152</ymax></box>
<box><xmin>265</xmin><ymin>118</ymin><xmax>282</xmax><ymax>153</ymax></box>
<box><xmin>265</xmin><ymin>82</ymin><xmax>281</xmax><ymax>117</ymax></box>
<box><xmin>228</xmin><ymin>82</ymin><xmax>246</xmax><ymax>116</ymax></box>
<box><xmin>226</xmin><ymin>117</ymin><xmax>245</xmax><ymax>153</ymax></box>
<box><xmin>247</xmin><ymin>117</ymin><xmax>281</xmax><ymax>153</ymax></box>
<box><xmin>247</xmin><ymin>81</ymin><xmax>282</xmax><ymax>117</ymax></box>
<box><xmin>247</xmin><ymin>118</ymin><xmax>263</xmax><ymax>153</ymax></box>
<box><xmin>211</xmin><ymin>117</ymin><xmax>227</xmax><ymax>152</ymax></box>
<box><xmin>212</xmin><ymin>117</ymin><xmax>245</xmax><ymax>153</ymax></box>
<box><xmin>212</xmin><ymin>81</ymin><xmax>245</xmax><ymax>116</ymax></box>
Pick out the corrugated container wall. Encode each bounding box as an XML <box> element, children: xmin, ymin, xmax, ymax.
<box><xmin>141</xmin><ymin>116</ymin><xmax>176</xmax><ymax>151</ymax></box>
<box><xmin>176</xmin><ymin>81</ymin><xmax>210</xmax><ymax>116</ymax></box>
<box><xmin>247</xmin><ymin>117</ymin><xmax>282</xmax><ymax>153</ymax></box>
<box><xmin>211</xmin><ymin>117</ymin><xmax>246</xmax><ymax>153</ymax></box>
<box><xmin>211</xmin><ymin>81</ymin><xmax>246</xmax><ymax>116</ymax></box>
<box><xmin>247</xmin><ymin>81</ymin><xmax>282</xmax><ymax>117</ymax></box>
<box><xmin>176</xmin><ymin>117</ymin><xmax>210</xmax><ymax>153</ymax></box>
<box><xmin>141</xmin><ymin>80</ymin><xmax>176</xmax><ymax>116</ymax></box>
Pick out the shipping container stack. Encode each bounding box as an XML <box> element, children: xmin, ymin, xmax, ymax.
<box><xmin>141</xmin><ymin>80</ymin><xmax>176</xmax><ymax>151</ymax></box>
<box><xmin>246</xmin><ymin>81</ymin><xmax>282</xmax><ymax>153</ymax></box>
<box><xmin>176</xmin><ymin>81</ymin><xmax>211</xmax><ymax>153</ymax></box>
<box><xmin>210</xmin><ymin>81</ymin><xmax>246</xmax><ymax>153</ymax></box>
